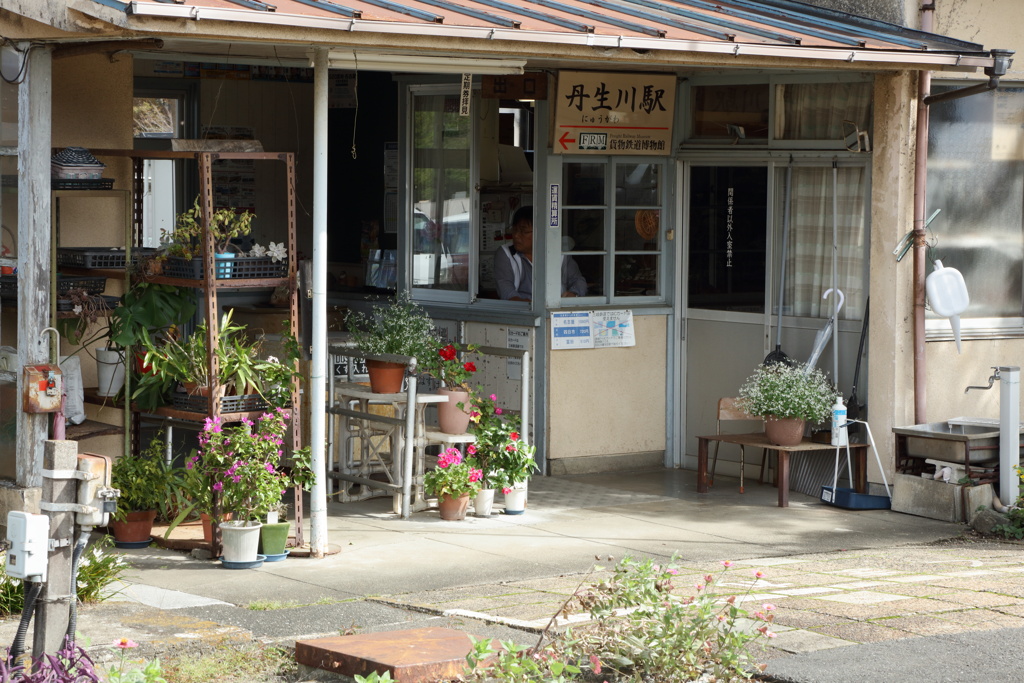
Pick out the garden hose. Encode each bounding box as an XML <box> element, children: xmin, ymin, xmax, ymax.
<box><xmin>66</xmin><ymin>528</ymin><xmax>92</xmax><ymax>646</ymax></box>
<box><xmin>10</xmin><ymin>580</ymin><xmax>42</xmax><ymax>663</ymax></box>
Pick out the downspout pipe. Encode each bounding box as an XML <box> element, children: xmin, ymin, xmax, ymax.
<box><xmin>922</xmin><ymin>49</ymin><xmax>1015</xmax><ymax>105</ymax></box>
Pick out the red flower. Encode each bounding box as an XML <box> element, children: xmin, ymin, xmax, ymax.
<box><xmin>463</xmin><ymin>362</ymin><xmax>477</xmax><ymax>373</ymax></box>
<box><xmin>439</xmin><ymin>344</ymin><xmax>457</xmax><ymax>361</ymax></box>
<box><xmin>509</xmin><ymin>431</ymin><xmax>519</xmax><ymax>440</ymax></box>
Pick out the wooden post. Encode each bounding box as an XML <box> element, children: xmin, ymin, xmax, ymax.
<box><xmin>16</xmin><ymin>46</ymin><xmax>53</xmax><ymax>489</ymax></box>
<box><xmin>34</xmin><ymin>440</ymin><xmax>76</xmax><ymax>658</ymax></box>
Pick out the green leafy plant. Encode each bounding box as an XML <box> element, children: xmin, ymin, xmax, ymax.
<box><xmin>738</xmin><ymin>363</ymin><xmax>836</xmax><ymax>422</ymax></box>
<box><xmin>344</xmin><ymin>293</ymin><xmax>436</xmax><ymax>360</ymax></box>
<box><xmin>186</xmin><ymin>408</ymin><xmax>314</xmax><ymax>522</ymax></box>
<box><xmin>991</xmin><ymin>465</ymin><xmax>1024</xmax><ymax>539</ymax></box>
<box><xmin>423</xmin><ymin>447</ymin><xmax>483</xmax><ymax>499</ymax></box>
<box><xmin>464</xmin><ymin>556</ymin><xmax>775</xmax><ymax>682</ymax></box>
<box><xmin>420</xmin><ymin>341</ymin><xmax>480</xmax><ymax>390</ymax></box>
<box><xmin>354</xmin><ymin>672</ymin><xmax>395</xmax><ymax>683</ymax></box>
<box><xmin>163</xmin><ymin>196</ymin><xmax>255</xmax><ymax>256</ymax></box>
<box><xmin>466</xmin><ymin>393</ymin><xmax>536</xmax><ymax>490</ymax></box>
<box><xmin>110</xmin><ymin>432</ymin><xmax>175</xmax><ymax>520</ymax></box>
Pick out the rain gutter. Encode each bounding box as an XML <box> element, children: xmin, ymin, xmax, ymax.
<box><xmin>123</xmin><ymin>2</ymin><xmax>997</xmax><ymax>69</ymax></box>
<box><xmin>912</xmin><ymin>1</ymin><xmax>1014</xmax><ymax>424</ymax></box>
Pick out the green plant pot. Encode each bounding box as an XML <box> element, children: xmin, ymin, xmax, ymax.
<box><xmin>258</xmin><ymin>521</ymin><xmax>290</xmax><ymax>556</ymax></box>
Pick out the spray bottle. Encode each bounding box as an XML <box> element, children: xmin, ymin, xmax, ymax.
<box><xmin>831</xmin><ymin>395</ymin><xmax>848</xmax><ymax>447</ymax></box>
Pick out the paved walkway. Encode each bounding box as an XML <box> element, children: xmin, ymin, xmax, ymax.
<box><xmin>2</xmin><ymin>469</ymin><xmax>1020</xmax><ymax>681</ymax></box>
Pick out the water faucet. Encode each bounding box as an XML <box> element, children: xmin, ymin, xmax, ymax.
<box><xmin>965</xmin><ymin>367</ymin><xmax>1002</xmax><ymax>393</ymax></box>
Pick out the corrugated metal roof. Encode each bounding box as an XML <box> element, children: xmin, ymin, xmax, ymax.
<box><xmin>86</xmin><ymin>0</ymin><xmax>993</xmax><ymax>69</ymax></box>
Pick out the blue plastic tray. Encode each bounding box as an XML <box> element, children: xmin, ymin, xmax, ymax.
<box><xmin>221</xmin><ymin>554</ymin><xmax>266</xmax><ymax>570</ymax></box>
<box><xmin>821</xmin><ymin>486</ymin><xmax>891</xmax><ymax>510</ymax></box>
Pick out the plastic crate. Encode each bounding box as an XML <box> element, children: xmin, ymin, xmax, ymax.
<box><xmin>57</xmin><ymin>247</ymin><xmax>159</xmax><ymax>269</ymax></box>
<box><xmin>0</xmin><ymin>275</ymin><xmax>106</xmax><ymax>298</ymax></box>
<box><xmin>51</xmin><ymin>178</ymin><xmax>114</xmax><ymax>190</ymax></box>
<box><xmin>171</xmin><ymin>392</ymin><xmax>269</xmax><ymax>414</ymax></box>
<box><xmin>163</xmin><ymin>256</ymin><xmax>287</xmax><ymax>280</ymax></box>
<box><xmin>57</xmin><ymin>276</ymin><xmax>106</xmax><ymax>295</ymax></box>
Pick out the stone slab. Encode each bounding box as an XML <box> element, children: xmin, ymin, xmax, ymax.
<box><xmin>295</xmin><ymin>627</ymin><xmax>493</xmax><ymax>682</ymax></box>
<box><xmin>891</xmin><ymin>474</ymin><xmax>993</xmax><ymax>523</ymax></box>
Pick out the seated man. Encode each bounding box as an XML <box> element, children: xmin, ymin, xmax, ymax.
<box><xmin>494</xmin><ymin>206</ymin><xmax>588</xmax><ymax>301</ymax></box>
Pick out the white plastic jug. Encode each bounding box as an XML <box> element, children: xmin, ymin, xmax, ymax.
<box><xmin>925</xmin><ymin>260</ymin><xmax>969</xmax><ymax>353</ymax></box>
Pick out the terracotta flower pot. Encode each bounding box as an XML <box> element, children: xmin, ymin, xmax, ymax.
<box><xmin>110</xmin><ymin>510</ymin><xmax>157</xmax><ymax>544</ymax></box>
<box><xmin>764</xmin><ymin>416</ymin><xmax>806</xmax><ymax>446</ymax></box>
<box><xmin>438</xmin><ymin>494</ymin><xmax>471</xmax><ymax>521</ymax></box>
<box><xmin>366</xmin><ymin>359</ymin><xmax>405</xmax><ymax>393</ymax></box>
<box><xmin>437</xmin><ymin>387</ymin><xmax>472</xmax><ymax>434</ymax></box>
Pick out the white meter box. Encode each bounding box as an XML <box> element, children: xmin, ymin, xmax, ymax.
<box><xmin>5</xmin><ymin>511</ymin><xmax>49</xmax><ymax>580</ymax></box>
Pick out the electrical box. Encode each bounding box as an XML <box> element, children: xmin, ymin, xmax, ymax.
<box><xmin>5</xmin><ymin>511</ymin><xmax>50</xmax><ymax>581</ymax></box>
<box><xmin>22</xmin><ymin>364</ymin><xmax>62</xmax><ymax>413</ymax></box>
<box><xmin>77</xmin><ymin>453</ymin><xmax>116</xmax><ymax>527</ymax></box>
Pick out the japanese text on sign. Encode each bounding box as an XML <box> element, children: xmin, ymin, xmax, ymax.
<box><xmin>726</xmin><ymin>186</ymin><xmax>734</xmax><ymax>268</ymax></box>
<box><xmin>554</xmin><ymin>71</ymin><xmax>675</xmax><ymax>156</ymax></box>
<box><xmin>551</xmin><ymin>310</ymin><xmax>635</xmax><ymax>349</ymax></box>
<box><xmin>459</xmin><ymin>74</ymin><xmax>472</xmax><ymax>117</ymax></box>
<box><xmin>549</xmin><ymin>184</ymin><xmax>560</xmax><ymax>228</ymax></box>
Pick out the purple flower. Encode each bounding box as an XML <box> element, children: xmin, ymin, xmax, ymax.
<box><xmin>232</xmin><ymin>475</ymin><xmax>241</xmax><ymax>483</ymax></box>
<box><xmin>265</xmin><ymin>463</ymin><xmax>275</xmax><ymax>473</ymax></box>
<box><xmin>213</xmin><ymin>481</ymin><xmax>223</xmax><ymax>491</ymax></box>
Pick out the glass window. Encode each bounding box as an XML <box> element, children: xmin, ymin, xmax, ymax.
<box><xmin>927</xmin><ymin>85</ymin><xmax>1024</xmax><ymax>325</ymax></box>
<box><xmin>774</xmin><ymin>82</ymin><xmax>872</xmax><ymax>141</ymax></box>
<box><xmin>691</xmin><ymin>84</ymin><xmax>770</xmax><ymax>141</ymax></box>
<box><xmin>411</xmin><ymin>93</ymin><xmax>472</xmax><ymax>292</ymax></box>
<box><xmin>688</xmin><ymin>166</ymin><xmax>768</xmax><ymax>312</ymax></box>
<box><xmin>561</xmin><ymin>159</ymin><xmax>666</xmax><ymax>301</ymax></box>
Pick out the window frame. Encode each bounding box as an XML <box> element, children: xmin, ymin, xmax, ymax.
<box><xmin>557</xmin><ymin>155</ymin><xmax>671</xmax><ymax>307</ymax></box>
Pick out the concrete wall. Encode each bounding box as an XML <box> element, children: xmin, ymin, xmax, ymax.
<box><xmin>548</xmin><ymin>314</ymin><xmax>666</xmax><ymax>472</ymax></box>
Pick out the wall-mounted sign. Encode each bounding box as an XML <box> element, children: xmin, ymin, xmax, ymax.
<box><xmin>551</xmin><ymin>310</ymin><xmax>636</xmax><ymax>349</ymax></box>
<box><xmin>553</xmin><ymin>71</ymin><xmax>676</xmax><ymax>156</ymax></box>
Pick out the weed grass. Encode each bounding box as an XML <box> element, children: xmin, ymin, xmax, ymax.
<box><xmin>161</xmin><ymin>643</ymin><xmax>296</xmax><ymax>682</ymax></box>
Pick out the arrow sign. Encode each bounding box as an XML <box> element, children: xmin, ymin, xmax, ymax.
<box><xmin>558</xmin><ymin>131</ymin><xmax>576</xmax><ymax>151</ymax></box>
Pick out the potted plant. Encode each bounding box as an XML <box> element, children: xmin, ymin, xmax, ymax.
<box><xmin>420</xmin><ymin>340</ymin><xmax>480</xmax><ymax>434</ymax></box>
<box><xmin>259</xmin><ymin>501</ymin><xmax>291</xmax><ymax>562</ymax></box>
<box><xmin>424</xmin><ymin>447</ymin><xmax>483</xmax><ymax>521</ymax></box>
<box><xmin>163</xmin><ymin>196</ymin><xmax>255</xmax><ymax>278</ymax></box>
<box><xmin>186</xmin><ymin>408</ymin><xmax>313</xmax><ymax>566</ymax></box>
<box><xmin>466</xmin><ymin>392</ymin><xmax>537</xmax><ymax>515</ymax></box>
<box><xmin>55</xmin><ymin>287</ymin><xmax>124</xmax><ymax>396</ymax></box>
<box><xmin>738</xmin><ymin>363</ymin><xmax>836</xmax><ymax>446</ymax></box>
<box><xmin>344</xmin><ymin>293</ymin><xmax>436</xmax><ymax>393</ymax></box>
<box><xmin>109</xmin><ymin>432</ymin><xmax>175</xmax><ymax>548</ymax></box>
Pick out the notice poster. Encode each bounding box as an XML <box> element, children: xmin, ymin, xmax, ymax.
<box><xmin>551</xmin><ymin>310</ymin><xmax>635</xmax><ymax>349</ymax></box>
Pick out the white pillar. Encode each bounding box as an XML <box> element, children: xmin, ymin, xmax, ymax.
<box><xmin>998</xmin><ymin>366</ymin><xmax>1020</xmax><ymax>505</ymax></box>
<box><xmin>308</xmin><ymin>48</ymin><xmax>330</xmax><ymax>557</ymax></box>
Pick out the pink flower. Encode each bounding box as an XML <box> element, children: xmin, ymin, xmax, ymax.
<box><xmin>763</xmin><ymin>603</ymin><xmax>776</xmax><ymax>611</ymax></box>
<box><xmin>265</xmin><ymin>463</ymin><xmax>276</xmax><ymax>473</ymax></box>
<box><xmin>754</xmin><ymin>570</ymin><xmax>765</xmax><ymax>578</ymax></box>
<box><xmin>213</xmin><ymin>481</ymin><xmax>223</xmax><ymax>491</ymax></box>
<box><xmin>695</xmin><ymin>584</ymin><xmax>704</xmax><ymax>591</ymax></box>
<box><xmin>495</xmin><ymin>408</ymin><xmax>503</xmax><ymax>415</ymax></box>
<box><xmin>721</xmin><ymin>560</ymin><xmax>733</xmax><ymax>568</ymax></box>
<box><xmin>467</xmin><ymin>444</ymin><xmax>477</xmax><ymax>455</ymax></box>
<box><xmin>490</xmin><ymin>394</ymin><xmax>497</xmax><ymax>401</ymax></box>
<box><xmin>231</xmin><ymin>475</ymin><xmax>241</xmax><ymax>483</ymax></box>
<box><xmin>502</xmin><ymin>487</ymin><xmax>512</xmax><ymax>494</ymax></box>
<box><xmin>469</xmin><ymin>469</ymin><xmax>483</xmax><ymax>483</ymax></box>
<box><xmin>115</xmin><ymin>638</ymin><xmax>139</xmax><ymax>649</ymax></box>
<box><xmin>589</xmin><ymin>655</ymin><xmax>602</xmax><ymax>674</ymax></box>
<box><xmin>241</xmin><ymin>417</ymin><xmax>253</xmax><ymax>427</ymax></box>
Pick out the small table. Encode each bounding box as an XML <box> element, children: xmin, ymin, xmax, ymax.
<box><xmin>696</xmin><ymin>433</ymin><xmax>869</xmax><ymax>507</ymax></box>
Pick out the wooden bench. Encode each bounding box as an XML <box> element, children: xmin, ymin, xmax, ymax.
<box><xmin>696</xmin><ymin>432</ymin><xmax>869</xmax><ymax>507</ymax></box>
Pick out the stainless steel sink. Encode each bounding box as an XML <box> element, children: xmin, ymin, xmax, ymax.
<box><xmin>892</xmin><ymin>419</ymin><xmax>1024</xmax><ymax>464</ymax></box>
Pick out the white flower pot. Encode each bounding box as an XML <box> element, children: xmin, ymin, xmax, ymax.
<box><xmin>503</xmin><ymin>485</ymin><xmax>527</xmax><ymax>515</ymax></box>
<box><xmin>95</xmin><ymin>348</ymin><xmax>125</xmax><ymax>397</ymax></box>
<box><xmin>220</xmin><ymin>521</ymin><xmax>262</xmax><ymax>563</ymax></box>
<box><xmin>474</xmin><ymin>489</ymin><xmax>495</xmax><ymax>517</ymax></box>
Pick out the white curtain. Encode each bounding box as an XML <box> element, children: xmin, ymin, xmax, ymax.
<box><xmin>782</xmin><ymin>166</ymin><xmax>867</xmax><ymax>321</ymax></box>
<box><xmin>776</xmin><ymin>82</ymin><xmax>873</xmax><ymax>141</ymax></box>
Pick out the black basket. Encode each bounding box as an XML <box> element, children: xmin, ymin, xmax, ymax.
<box><xmin>229</xmin><ymin>257</ymin><xmax>287</xmax><ymax>279</ymax></box>
<box><xmin>163</xmin><ymin>256</ymin><xmax>287</xmax><ymax>280</ymax></box>
<box><xmin>0</xmin><ymin>275</ymin><xmax>106</xmax><ymax>299</ymax></box>
<box><xmin>57</xmin><ymin>247</ymin><xmax>159</xmax><ymax>269</ymax></box>
<box><xmin>57</xmin><ymin>276</ymin><xmax>106</xmax><ymax>295</ymax></box>
<box><xmin>171</xmin><ymin>392</ymin><xmax>269</xmax><ymax>414</ymax></box>
<box><xmin>51</xmin><ymin>178</ymin><xmax>114</xmax><ymax>191</ymax></box>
